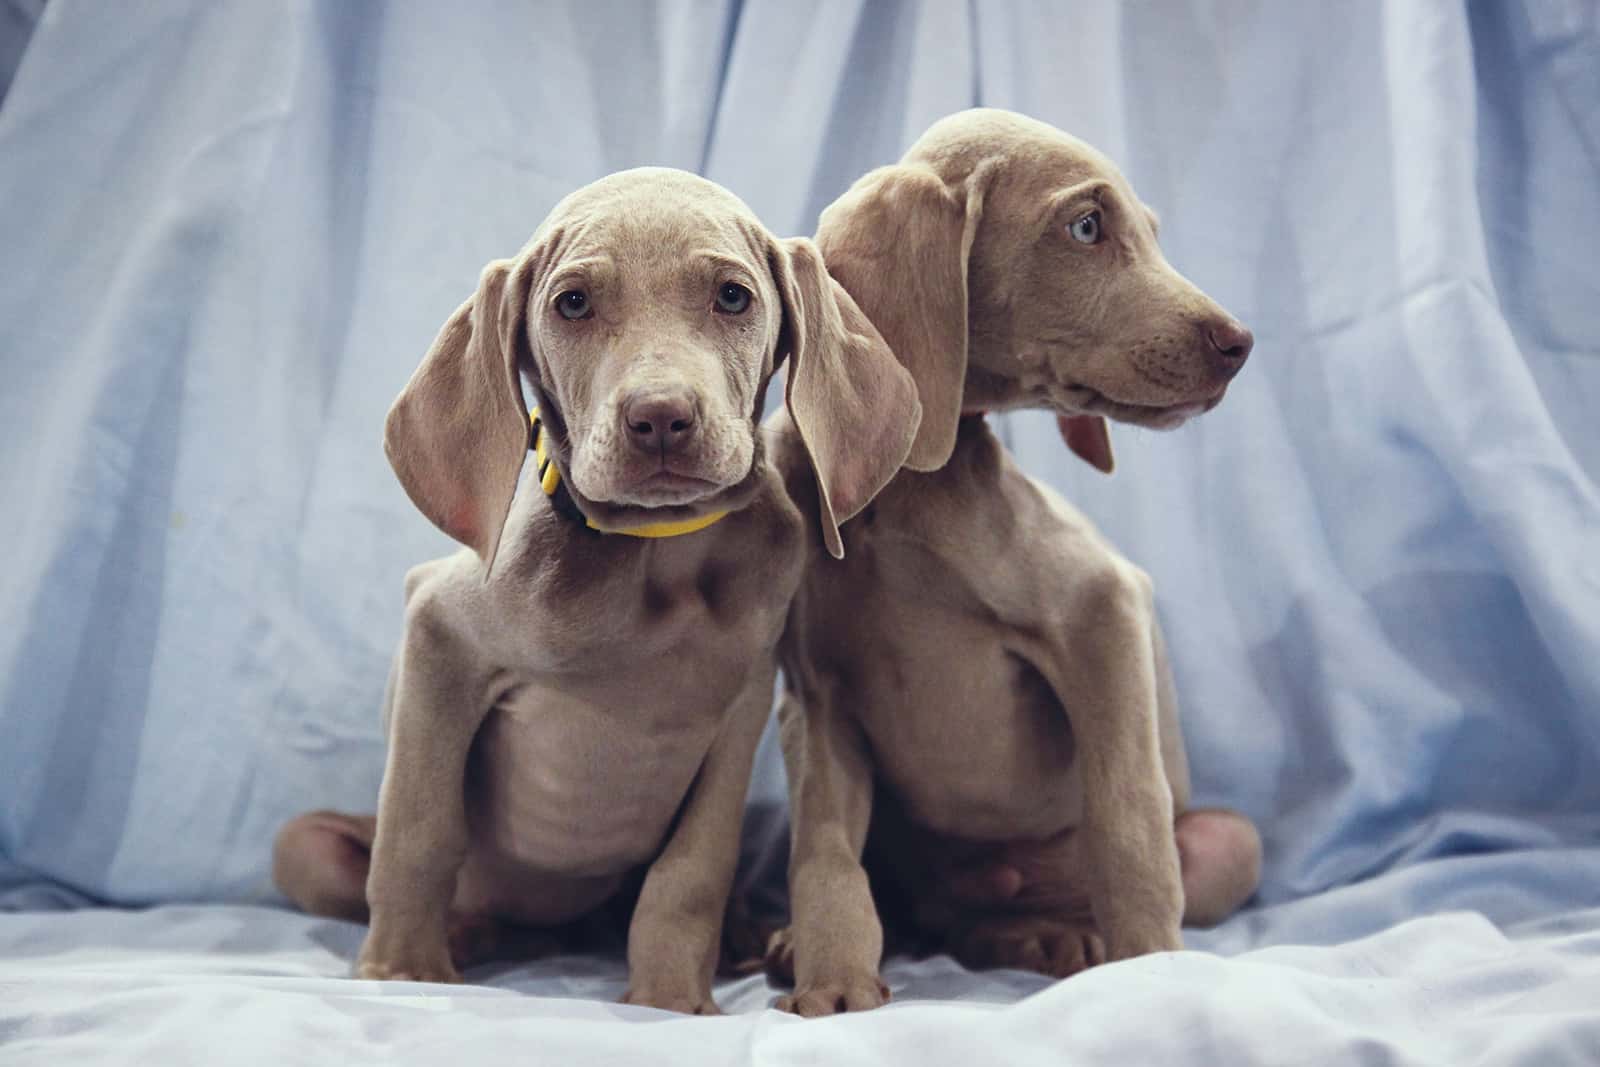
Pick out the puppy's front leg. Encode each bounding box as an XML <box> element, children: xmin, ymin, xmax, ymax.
<box><xmin>773</xmin><ymin>685</ymin><xmax>888</xmax><ymax>1016</ymax></box>
<box><xmin>357</xmin><ymin>602</ymin><xmax>493</xmax><ymax>983</ymax></box>
<box><xmin>1043</xmin><ymin>560</ymin><xmax>1183</xmax><ymax>961</ymax></box>
<box><xmin>622</xmin><ymin>661</ymin><xmax>776</xmax><ymax>1014</ymax></box>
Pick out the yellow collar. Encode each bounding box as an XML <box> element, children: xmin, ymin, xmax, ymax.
<box><xmin>531</xmin><ymin>409</ymin><xmax>729</xmax><ymax>539</ymax></box>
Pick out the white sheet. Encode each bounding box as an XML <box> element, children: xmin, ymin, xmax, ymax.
<box><xmin>5</xmin><ymin>864</ymin><xmax>1600</xmax><ymax>1066</ymax></box>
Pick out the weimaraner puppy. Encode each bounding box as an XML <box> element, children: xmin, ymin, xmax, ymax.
<box><xmin>765</xmin><ymin>109</ymin><xmax>1263</xmax><ymax>1015</ymax></box>
<box><xmin>271</xmin><ymin>168</ymin><xmax>919</xmax><ymax>1013</ymax></box>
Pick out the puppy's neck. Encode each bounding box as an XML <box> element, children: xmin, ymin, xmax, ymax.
<box><xmin>960</xmin><ymin>364</ymin><xmax>1049</xmax><ymax>415</ymax></box>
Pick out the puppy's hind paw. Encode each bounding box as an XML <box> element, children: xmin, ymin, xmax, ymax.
<box><xmin>762</xmin><ymin>925</ymin><xmax>797</xmax><ymax>985</ymax></box>
<box><xmin>954</xmin><ymin>915</ymin><xmax>1106</xmax><ymax>979</ymax></box>
<box><xmin>720</xmin><ymin>901</ymin><xmax>781</xmax><ymax>977</ymax></box>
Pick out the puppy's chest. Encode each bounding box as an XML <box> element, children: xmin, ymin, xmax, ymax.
<box><xmin>520</xmin><ymin>508</ymin><xmax>800</xmax><ymax>675</ymax></box>
<box><xmin>839</xmin><ymin>443</ymin><xmax>1047</xmax><ymax>612</ymax></box>
<box><xmin>468</xmin><ymin>681</ymin><xmax>715</xmax><ymax>875</ymax></box>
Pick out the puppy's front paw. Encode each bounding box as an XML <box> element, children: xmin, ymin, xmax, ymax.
<box><xmin>776</xmin><ymin>973</ymin><xmax>890</xmax><ymax>1017</ymax></box>
<box><xmin>953</xmin><ymin>915</ymin><xmax>1106</xmax><ymax>978</ymax></box>
<box><xmin>355</xmin><ymin>956</ymin><xmax>463</xmax><ymax>983</ymax></box>
<box><xmin>621</xmin><ymin>986</ymin><xmax>721</xmax><ymax>1015</ymax></box>
<box><xmin>355</xmin><ymin>928</ymin><xmax>461</xmax><ymax>984</ymax></box>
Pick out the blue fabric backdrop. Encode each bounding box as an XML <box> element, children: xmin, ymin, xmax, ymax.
<box><xmin>1</xmin><ymin>0</ymin><xmax>1596</xmax><ymax>941</ymax></box>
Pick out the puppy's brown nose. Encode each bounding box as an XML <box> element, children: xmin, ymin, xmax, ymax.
<box><xmin>1205</xmin><ymin>319</ymin><xmax>1254</xmax><ymax>380</ymax></box>
<box><xmin>623</xmin><ymin>389</ymin><xmax>698</xmax><ymax>454</ymax></box>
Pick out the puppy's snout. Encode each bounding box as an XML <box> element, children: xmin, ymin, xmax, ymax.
<box><xmin>622</xmin><ymin>388</ymin><xmax>699</xmax><ymax>455</ymax></box>
<box><xmin>1203</xmin><ymin>318</ymin><xmax>1254</xmax><ymax>381</ymax></box>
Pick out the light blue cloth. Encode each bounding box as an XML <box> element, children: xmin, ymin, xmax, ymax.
<box><xmin>5</xmin><ymin>889</ymin><xmax>1600</xmax><ymax>1065</ymax></box>
<box><xmin>1</xmin><ymin>1</ymin><xmax>1598</xmax><ymax>1060</ymax></box>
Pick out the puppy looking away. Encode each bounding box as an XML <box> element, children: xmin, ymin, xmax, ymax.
<box><xmin>767</xmin><ymin>109</ymin><xmax>1263</xmax><ymax>1015</ymax></box>
<box><xmin>272</xmin><ymin>168</ymin><xmax>918</xmax><ymax>1014</ymax></box>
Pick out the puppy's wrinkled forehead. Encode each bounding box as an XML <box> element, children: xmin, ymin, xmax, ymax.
<box><xmin>906</xmin><ymin>109</ymin><xmax>1112</xmax><ymax>183</ymax></box>
<box><xmin>908</xmin><ymin>109</ymin><xmax>1155</xmax><ymax>234</ymax></box>
<box><xmin>539</xmin><ymin>168</ymin><xmax>767</xmax><ymax>274</ymax></box>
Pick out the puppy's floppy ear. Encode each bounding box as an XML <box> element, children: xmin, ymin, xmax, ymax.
<box><xmin>815</xmin><ymin>161</ymin><xmax>989</xmax><ymax>472</ymax></box>
<box><xmin>384</xmin><ymin>255</ymin><xmax>537</xmax><ymax>571</ymax></box>
<box><xmin>1058</xmin><ymin>414</ymin><xmax>1115</xmax><ymax>474</ymax></box>
<box><xmin>771</xmin><ymin>236</ymin><xmax>921</xmax><ymax>560</ymax></box>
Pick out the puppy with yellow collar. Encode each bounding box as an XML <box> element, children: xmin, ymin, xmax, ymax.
<box><xmin>272</xmin><ymin>167</ymin><xmax>917</xmax><ymax>1014</ymax></box>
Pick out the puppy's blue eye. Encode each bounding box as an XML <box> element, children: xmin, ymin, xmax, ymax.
<box><xmin>556</xmin><ymin>290</ymin><xmax>591</xmax><ymax>320</ymax></box>
<box><xmin>715</xmin><ymin>283</ymin><xmax>751</xmax><ymax>314</ymax></box>
<box><xmin>1069</xmin><ymin>211</ymin><xmax>1102</xmax><ymax>245</ymax></box>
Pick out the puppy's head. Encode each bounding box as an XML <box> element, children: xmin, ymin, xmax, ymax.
<box><xmin>384</xmin><ymin>168</ymin><xmax>919</xmax><ymax>568</ymax></box>
<box><xmin>818</xmin><ymin>108</ymin><xmax>1253</xmax><ymax>474</ymax></box>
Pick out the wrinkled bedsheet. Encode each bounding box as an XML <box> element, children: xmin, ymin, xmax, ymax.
<box><xmin>2</xmin><ymin>1</ymin><xmax>1598</xmax><ymax>1063</ymax></box>
<box><xmin>5</xmin><ymin>854</ymin><xmax>1600</xmax><ymax>1065</ymax></box>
